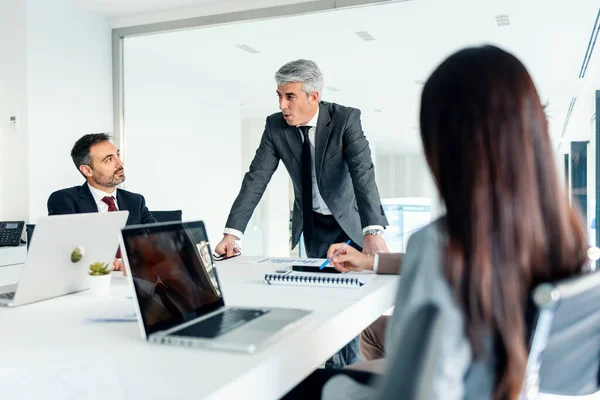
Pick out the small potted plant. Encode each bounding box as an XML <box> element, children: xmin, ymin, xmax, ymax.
<box><xmin>88</xmin><ymin>262</ymin><xmax>112</xmax><ymax>296</ymax></box>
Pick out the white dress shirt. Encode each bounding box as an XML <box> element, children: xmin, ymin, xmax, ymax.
<box><xmin>225</xmin><ymin>108</ymin><xmax>383</xmax><ymax>240</ymax></box>
<box><xmin>298</xmin><ymin>108</ymin><xmax>332</xmax><ymax>215</ymax></box>
<box><xmin>88</xmin><ymin>185</ymin><xmax>119</xmax><ymax>212</ymax></box>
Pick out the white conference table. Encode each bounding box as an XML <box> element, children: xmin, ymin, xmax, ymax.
<box><xmin>0</xmin><ymin>244</ymin><xmax>27</xmax><ymax>267</ymax></box>
<box><xmin>0</xmin><ymin>256</ymin><xmax>398</xmax><ymax>400</ymax></box>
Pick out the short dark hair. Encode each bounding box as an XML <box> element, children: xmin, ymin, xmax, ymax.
<box><xmin>71</xmin><ymin>133</ymin><xmax>112</xmax><ymax>173</ymax></box>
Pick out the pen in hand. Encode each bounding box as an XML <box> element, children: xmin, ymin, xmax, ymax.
<box><xmin>320</xmin><ymin>239</ymin><xmax>352</xmax><ymax>270</ymax></box>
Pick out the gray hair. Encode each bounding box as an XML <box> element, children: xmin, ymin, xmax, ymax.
<box><xmin>275</xmin><ymin>59</ymin><xmax>324</xmax><ymax>98</ymax></box>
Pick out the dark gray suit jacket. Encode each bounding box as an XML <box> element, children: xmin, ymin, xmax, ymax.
<box><xmin>225</xmin><ymin>101</ymin><xmax>388</xmax><ymax>248</ymax></box>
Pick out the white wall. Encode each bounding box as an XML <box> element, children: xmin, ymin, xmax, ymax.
<box><xmin>123</xmin><ymin>38</ymin><xmax>242</xmax><ymax>246</ymax></box>
<box><xmin>375</xmin><ymin>152</ymin><xmax>436</xmax><ymax>199</ymax></box>
<box><xmin>0</xmin><ymin>0</ymin><xmax>28</xmax><ymax>221</ymax></box>
<box><xmin>0</xmin><ymin>0</ymin><xmax>112</xmax><ymax>222</ymax></box>
<box><xmin>375</xmin><ymin>151</ymin><xmax>443</xmax><ymax>218</ymax></box>
<box><xmin>26</xmin><ymin>0</ymin><xmax>113</xmax><ymax>222</ymax></box>
<box><xmin>241</xmin><ymin>117</ymin><xmax>291</xmax><ymax>256</ymax></box>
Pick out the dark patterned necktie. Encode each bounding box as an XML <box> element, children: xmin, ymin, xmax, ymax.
<box><xmin>101</xmin><ymin>196</ymin><xmax>121</xmax><ymax>258</ymax></box>
<box><xmin>299</xmin><ymin>126</ymin><xmax>314</xmax><ymax>250</ymax></box>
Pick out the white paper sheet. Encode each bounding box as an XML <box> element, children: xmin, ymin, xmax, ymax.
<box><xmin>82</xmin><ymin>297</ymin><xmax>137</xmax><ymax>323</ymax></box>
<box><xmin>245</xmin><ymin>257</ymin><xmax>327</xmax><ymax>266</ymax></box>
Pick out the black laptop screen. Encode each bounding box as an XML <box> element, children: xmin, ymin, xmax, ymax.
<box><xmin>121</xmin><ymin>221</ymin><xmax>224</xmax><ymax>335</ymax></box>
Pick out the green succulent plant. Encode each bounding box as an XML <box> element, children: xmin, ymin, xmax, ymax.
<box><xmin>71</xmin><ymin>247</ymin><xmax>83</xmax><ymax>263</ymax></box>
<box><xmin>89</xmin><ymin>262</ymin><xmax>111</xmax><ymax>276</ymax></box>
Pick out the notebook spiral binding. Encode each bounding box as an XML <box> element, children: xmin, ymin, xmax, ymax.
<box><xmin>264</xmin><ymin>273</ymin><xmax>363</xmax><ymax>287</ymax></box>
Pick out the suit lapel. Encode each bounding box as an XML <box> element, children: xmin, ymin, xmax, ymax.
<box><xmin>79</xmin><ymin>183</ymin><xmax>99</xmax><ymax>213</ymax></box>
<box><xmin>283</xmin><ymin>124</ymin><xmax>302</xmax><ymax>168</ymax></box>
<box><xmin>116</xmin><ymin>189</ymin><xmax>129</xmax><ymax>213</ymax></box>
<box><xmin>315</xmin><ymin>102</ymin><xmax>332</xmax><ymax>184</ymax></box>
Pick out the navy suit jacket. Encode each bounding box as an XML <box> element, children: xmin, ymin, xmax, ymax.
<box><xmin>47</xmin><ymin>182</ymin><xmax>156</xmax><ymax>226</ymax></box>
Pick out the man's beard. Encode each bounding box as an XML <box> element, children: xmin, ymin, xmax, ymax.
<box><xmin>92</xmin><ymin>170</ymin><xmax>125</xmax><ymax>187</ymax></box>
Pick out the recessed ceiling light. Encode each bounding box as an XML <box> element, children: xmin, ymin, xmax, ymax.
<box><xmin>355</xmin><ymin>31</ymin><xmax>376</xmax><ymax>41</ymax></box>
<box><xmin>326</xmin><ymin>86</ymin><xmax>340</xmax><ymax>92</ymax></box>
<box><xmin>236</xmin><ymin>44</ymin><xmax>260</xmax><ymax>54</ymax></box>
<box><xmin>495</xmin><ymin>14</ymin><xmax>511</xmax><ymax>27</ymax></box>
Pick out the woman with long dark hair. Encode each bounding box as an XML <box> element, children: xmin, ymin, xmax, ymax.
<box><xmin>322</xmin><ymin>45</ymin><xmax>588</xmax><ymax>399</ymax></box>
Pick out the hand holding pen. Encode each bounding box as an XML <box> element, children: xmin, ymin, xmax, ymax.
<box><xmin>325</xmin><ymin>240</ymin><xmax>376</xmax><ymax>273</ymax></box>
<box><xmin>320</xmin><ymin>240</ymin><xmax>351</xmax><ymax>269</ymax></box>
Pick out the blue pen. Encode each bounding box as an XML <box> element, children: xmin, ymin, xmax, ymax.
<box><xmin>320</xmin><ymin>239</ymin><xmax>352</xmax><ymax>269</ymax></box>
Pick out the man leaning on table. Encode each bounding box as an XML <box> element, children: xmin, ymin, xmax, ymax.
<box><xmin>214</xmin><ymin>59</ymin><xmax>390</xmax><ymax>369</ymax></box>
<box><xmin>214</xmin><ymin>59</ymin><xmax>389</xmax><ymax>260</ymax></box>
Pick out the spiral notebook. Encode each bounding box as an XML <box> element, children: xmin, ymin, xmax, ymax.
<box><xmin>264</xmin><ymin>271</ymin><xmax>367</xmax><ymax>289</ymax></box>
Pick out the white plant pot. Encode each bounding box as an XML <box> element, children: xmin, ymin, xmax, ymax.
<box><xmin>88</xmin><ymin>274</ymin><xmax>112</xmax><ymax>296</ymax></box>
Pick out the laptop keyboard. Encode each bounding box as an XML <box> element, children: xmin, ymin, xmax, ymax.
<box><xmin>0</xmin><ymin>292</ymin><xmax>15</xmax><ymax>300</ymax></box>
<box><xmin>174</xmin><ymin>308</ymin><xmax>269</xmax><ymax>339</ymax></box>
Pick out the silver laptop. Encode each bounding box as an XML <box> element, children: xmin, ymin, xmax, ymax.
<box><xmin>120</xmin><ymin>220</ymin><xmax>311</xmax><ymax>353</ymax></box>
<box><xmin>0</xmin><ymin>211</ymin><xmax>129</xmax><ymax>307</ymax></box>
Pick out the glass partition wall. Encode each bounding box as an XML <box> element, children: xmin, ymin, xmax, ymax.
<box><xmin>114</xmin><ymin>1</ymin><xmax>600</xmax><ymax>257</ymax></box>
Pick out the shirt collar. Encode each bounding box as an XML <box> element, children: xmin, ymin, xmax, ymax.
<box><xmin>88</xmin><ymin>184</ymin><xmax>117</xmax><ymax>204</ymax></box>
<box><xmin>298</xmin><ymin>106</ymin><xmax>319</xmax><ymax>128</ymax></box>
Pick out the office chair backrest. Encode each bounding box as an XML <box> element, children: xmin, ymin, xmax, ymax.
<box><xmin>378</xmin><ymin>302</ymin><xmax>442</xmax><ymax>400</ymax></box>
<box><xmin>520</xmin><ymin>271</ymin><xmax>600</xmax><ymax>399</ymax></box>
<box><xmin>26</xmin><ymin>224</ymin><xmax>35</xmax><ymax>250</ymax></box>
<box><xmin>150</xmin><ymin>210</ymin><xmax>182</xmax><ymax>223</ymax></box>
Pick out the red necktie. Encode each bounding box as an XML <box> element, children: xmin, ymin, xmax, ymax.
<box><xmin>101</xmin><ymin>196</ymin><xmax>118</xmax><ymax>212</ymax></box>
<box><xmin>101</xmin><ymin>196</ymin><xmax>121</xmax><ymax>258</ymax></box>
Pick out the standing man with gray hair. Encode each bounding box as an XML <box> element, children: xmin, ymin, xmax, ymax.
<box><xmin>216</xmin><ymin>59</ymin><xmax>388</xmax><ymax>259</ymax></box>
<box><xmin>214</xmin><ymin>59</ymin><xmax>389</xmax><ymax>368</ymax></box>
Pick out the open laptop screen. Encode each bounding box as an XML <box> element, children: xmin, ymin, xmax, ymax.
<box><xmin>121</xmin><ymin>221</ymin><xmax>224</xmax><ymax>335</ymax></box>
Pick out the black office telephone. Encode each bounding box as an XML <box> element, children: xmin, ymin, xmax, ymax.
<box><xmin>0</xmin><ymin>221</ymin><xmax>25</xmax><ymax>247</ymax></box>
